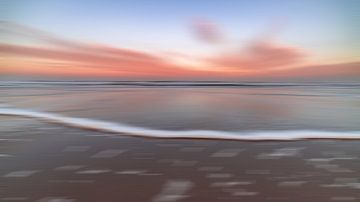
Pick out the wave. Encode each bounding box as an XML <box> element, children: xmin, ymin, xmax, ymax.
<box><xmin>1</xmin><ymin>107</ymin><xmax>360</xmax><ymax>141</ymax></box>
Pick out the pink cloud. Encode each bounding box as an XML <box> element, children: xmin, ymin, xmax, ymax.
<box><xmin>191</xmin><ymin>18</ymin><xmax>223</xmax><ymax>44</ymax></box>
<box><xmin>189</xmin><ymin>18</ymin><xmax>306</xmax><ymax>70</ymax></box>
<box><xmin>209</xmin><ymin>39</ymin><xmax>306</xmax><ymax>70</ymax></box>
<box><xmin>1</xmin><ymin>21</ymin><xmax>358</xmax><ymax>80</ymax></box>
<box><xmin>0</xmin><ymin>43</ymin><xmax>183</xmax><ymax>75</ymax></box>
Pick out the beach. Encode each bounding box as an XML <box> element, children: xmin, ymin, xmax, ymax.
<box><xmin>1</xmin><ymin>82</ymin><xmax>360</xmax><ymax>201</ymax></box>
<box><xmin>2</xmin><ymin>0</ymin><xmax>358</xmax><ymax>201</ymax></box>
<box><xmin>1</xmin><ymin>117</ymin><xmax>360</xmax><ymax>202</ymax></box>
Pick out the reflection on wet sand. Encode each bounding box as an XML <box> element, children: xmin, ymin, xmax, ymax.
<box><xmin>1</xmin><ymin>118</ymin><xmax>360</xmax><ymax>202</ymax></box>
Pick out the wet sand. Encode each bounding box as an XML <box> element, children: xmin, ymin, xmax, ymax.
<box><xmin>1</xmin><ymin>117</ymin><xmax>360</xmax><ymax>202</ymax></box>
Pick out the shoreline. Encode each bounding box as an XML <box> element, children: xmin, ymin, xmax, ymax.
<box><xmin>1</xmin><ymin>118</ymin><xmax>359</xmax><ymax>201</ymax></box>
<box><xmin>2</xmin><ymin>107</ymin><xmax>360</xmax><ymax>142</ymax></box>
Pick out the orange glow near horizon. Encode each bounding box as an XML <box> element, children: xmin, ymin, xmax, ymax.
<box><xmin>1</xmin><ymin>21</ymin><xmax>359</xmax><ymax>80</ymax></box>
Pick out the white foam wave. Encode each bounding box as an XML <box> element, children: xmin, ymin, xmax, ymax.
<box><xmin>1</xmin><ymin>107</ymin><xmax>360</xmax><ymax>141</ymax></box>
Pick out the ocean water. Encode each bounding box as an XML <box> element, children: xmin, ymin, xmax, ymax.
<box><xmin>1</xmin><ymin>81</ymin><xmax>360</xmax><ymax>140</ymax></box>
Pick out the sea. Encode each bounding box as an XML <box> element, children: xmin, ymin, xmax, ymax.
<box><xmin>2</xmin><ymin>81</ymin><xmax>360</xmax><ymax>201</ymax></box>
<box><xmin>1</xmin><ymin>81</ymin><xmax>360</xmax><ymax>141</ymax></box>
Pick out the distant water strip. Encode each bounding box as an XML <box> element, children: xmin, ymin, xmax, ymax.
<box><xmin>1</xmin><ymin>81</ymin><xmax>360</xmax><ymax>88</ymax></box>
<box><xmin>1</xmin><ymin>107</ymin><xmax>360</xmax><ymax>141</ymax></box>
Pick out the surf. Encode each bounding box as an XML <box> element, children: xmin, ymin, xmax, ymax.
<box><xmin>1</xmin><ymin>107</ymin><xmax>360</xmax><ymax>141</ymax></box>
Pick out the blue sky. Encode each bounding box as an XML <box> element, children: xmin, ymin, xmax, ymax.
<box><xmin>2</xmin><ymin>0</ymin><xmax>357</xmax><ymax>59</ymax></box>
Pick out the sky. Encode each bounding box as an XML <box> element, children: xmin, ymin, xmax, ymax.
<box><xmin>0</xmin><ymin>0</ymin><xmax>359</xmax><ymax>81</ymax></box>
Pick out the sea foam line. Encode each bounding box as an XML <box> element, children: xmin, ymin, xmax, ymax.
<box><xmin>1</xmin><ymin>107</ymin><xmax>360</xmax><ymax>141</ymax></box>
